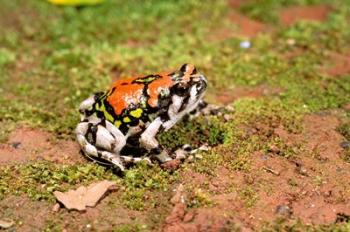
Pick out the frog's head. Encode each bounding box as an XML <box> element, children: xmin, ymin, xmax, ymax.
<box><xmin>172</xmin><ymin>63</ymin><xmax>207</xmax><ymax>98</ymax></box>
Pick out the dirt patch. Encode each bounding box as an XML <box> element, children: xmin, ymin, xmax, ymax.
<box><xmin>320</xmin><ymin>52</ymin><xmax>350</xmax><ymax>77</ymax></box>
<box><xmin>0</xmin><ymin>196</ymin><xmax>51</xmax><ymax>231</ymax></box>
<box><xmin>163</xmin><ymin>183</ymin><xmax>241</xmax><ymax>231</ymax></box>
<box><xmin>162</xmin><ymin>113</ymin><xmax>350</xmax><ymax>229</ymax></box>
<box><xmin>0</xmin><ymin>127</ymin><xmax>83</xmax><ymax>166</ymax></box>
<box><xmin>228</xmin><ymin>0</ymin><xmax>244</xmax><ymax>8</ymax></box>
<box><xmin>209</xmin><ymin>2</ymin><xmax>269</xmax><ymax>41</ymax></box>
<box><xmin>280</xmin><ymin>5</ymin><xmax>331</xmax><ymax>26</ymax></box>
<box><xmin>228</xmin><ymin>12</ymin><xmax>268</xmax><ymax>38</ymax></box>
<box><xmin>248</xmin><ymin>113</ymin><xmax>350</xmax><ymax>226</ymax></box>
<box><xmin>216</xmin><ymin>85</ymin><xmax>282</xmax><ymax>105</ymax></box>
<box><xmin>0</xmin><ymin>193</ymin><xmax>149</xmax><ymax>231</ymax></box>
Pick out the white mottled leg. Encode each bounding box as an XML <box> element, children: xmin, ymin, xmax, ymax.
<box><xmin>76</xmin><ymin>121</ymin><xmax>126</xmax><ymax>171</ymax></box>
<box><xmin>139</xmin><ymin>117</ymin><xmax>163</xmax><ymax>150</ymax></box>
<box><xmin>105</xmin><ymin>121</ymin><xmax>127</xmax><ymax>154</ymax></box>
<box><xmin>120</xmin><ymin>156</ymin><xmax>152</xmax><ymax>165</ymax></box>
<box><xmin>139</xmin><ymin>117</ymin><xmax>172</xmax><ymax>163</ymax></box>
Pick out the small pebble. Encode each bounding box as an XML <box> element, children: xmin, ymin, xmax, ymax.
<box><xmin>340</xmin><ymin>141</ymin><xmax>350</xmax><ymax>149</ymax></box>
<box><xmin>52</xmin><ymin>203</ymin><xmax>60</xmax><ymax>212</ymax></box>
<box><xmin>286</xmin><ymin>38</ymin><xmax>296</xmax><ymax>46</ymax></box>
<box><xmin>11</xmin><ymin>142</ymin><xmax>21</xmax><ymax>149</ymax></box>
<box><xmin>195</xmin><ymin>154</ymin><xmax>203</xmax><ymax>159</ymax></box>
<box><xmin>225</xmin><ymin>105</ymin><xmax>234</xmax><ymax>112</ymax></box>
<box><xmin>0</xmin><ymin>219</ymin><xmax>14</xmax><ymax>229</ymax></box>
<box><xmin>240</xmin><ymin>40</ymin><xmax>251</xmax><ymax>49</ymax></box>
<box><xmin>223</xmin><ymin>114</ymin><xmax>232</xmax><ymax>122</ymax></box>
<box><xmin>275</xmin><ymin>205</ymin><xmax>292</xmax><ymax>217</ymax></box>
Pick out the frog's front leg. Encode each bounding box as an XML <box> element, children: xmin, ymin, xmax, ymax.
<box><xmin>139</xmin><ymin>117</ymin><xmax>173</xmax><ymax>163</ymax></box>
<box><xmin>76</xmin><ymin>120</ymin><xmax>127</xmax><ymax>171</ymax></box>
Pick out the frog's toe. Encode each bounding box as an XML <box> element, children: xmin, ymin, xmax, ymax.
<box><xmin>99</xmin><ymin>151</ymin><xmax>125</xmax><ymax>171</ymax></box>
<box><xmin>121</xmin><ymin>156</ymin><xmax>153</xmax><ymax>165</ymax></box>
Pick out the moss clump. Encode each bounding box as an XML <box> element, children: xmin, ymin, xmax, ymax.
<box><xmin>187</xmin><ymin>188</ymin><xmax>214</xmax><ymax>208</ymax></box>
<box><xmin>112</xmin><ymin>224</ymin><xmax>147</xmax><ymax>232</ymax></box>
<box><xmin>189</xmin><ymin>149</ymin><xmax>224</xmax><ymax>176</ymax></box>
<box><xmin>239</xmin><ymin>186</ymin><xmax>259</xmax><ymax>208</ymax></box>
<box><xmin>262</xmin><ymin>218</ymin><xmax>350</xmax><ymax>232</ymax></box>
<box><xmin>158</xmin><ymin>116</ymin><xmax>226</xmax><ymax>151</ymax></box>
<box><xmin>337</xmin><ymin>122</ymin><xmax>350</xmax><ymax>141</ymax></box>
<box><xmin>0</xmin><ymin>162</ymin><xmax>118</xmax><ymax>201</ymax></box>
<box><xmin>120</xmin><ymin>162</ymin><xmax>178</xmax><ymax>210</ymax></box>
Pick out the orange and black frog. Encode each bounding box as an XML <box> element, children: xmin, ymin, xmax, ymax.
<box><xmin>76</xmin><ymin>64</ymin><xmax>209</xmax><ymax>171</ymax></box>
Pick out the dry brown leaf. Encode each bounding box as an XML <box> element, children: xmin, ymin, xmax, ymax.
<box><xmin>54</xmin><ymin>180</ymin><xmax>116</xmax><ymax>211</ymax></box>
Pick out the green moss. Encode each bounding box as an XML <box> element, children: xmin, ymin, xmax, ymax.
<box><xmin>112</xmin><ymin>224</ymin><xmax>148</xmax><ymax>232</ymax></box>
<box><xmin>188</xmin><ymin>149</ymin><xmax>225</xmax><ymax>176</ymax></box>
<box><xmin>262</xmin><ymin>218</ymin><xmax>350</xmax><ymax>232</ymax></box>
<box><xmin>0</xmin><ymin>162</ymin><xmax>118</xmax><ymax>201</ymax></box>
<box><xmin>187</xmin><ymin>188</ymin><xmax>214</xmax><ymax>208</ymax></box>
<box><xmin>337</xmin><ymin>122</ymin><xmax>350</xmax><ymax>141</ymax></box>
<box><xmin>239</xmin><ymin>186</ymin><xmax>259</xmax><ymax>208</ymax></box>
<box><xmin>158</xmin><ymin>116</ymin><xmax>226</xmax><ymax>151</ymax></box>
<box><xmin>120</xmin><ymin>162</ymin><xmax>177</xmax><ymax>210</ymax></box>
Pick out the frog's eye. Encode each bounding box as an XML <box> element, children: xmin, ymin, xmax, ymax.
<box><xmin>173</xmin><ymin>82</ymin><xmax>188</xmax><ymax>96</ymax></box>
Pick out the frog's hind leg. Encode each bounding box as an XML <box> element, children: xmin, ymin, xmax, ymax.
<box><xmin>76</xmin><ymin>120</ymin><xmax>127</xmax><ymax>171</ymax></box>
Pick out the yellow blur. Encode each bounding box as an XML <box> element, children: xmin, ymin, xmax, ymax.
<box><xmin>47</xmin><ymin>0</ymin><xmax>104</xmax><ymax>6</ymax></box>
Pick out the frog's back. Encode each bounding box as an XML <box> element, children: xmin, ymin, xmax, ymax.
<box><xmin>91</xmin><ymin>71</ymin><xmax>175</xmax><ymax>129</ymax></box>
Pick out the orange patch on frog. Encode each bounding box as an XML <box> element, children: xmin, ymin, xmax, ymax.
<box><xmin>108</xmin><ymin>77</ymin><xmax>144</xmax><ymax>115</ymax></box>
<box><xmin>147</xmin><ymin>72</ymin><xmax>174</xmax><ymax>108</ymax></box>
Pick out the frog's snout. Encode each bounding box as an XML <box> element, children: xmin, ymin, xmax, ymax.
<box><xmin>78</xmin><ymin>95</ymin><xmax>96</xmax><ymax>120</ymax></box>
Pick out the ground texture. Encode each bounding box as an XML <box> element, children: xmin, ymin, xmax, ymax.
<box><xmin>0</xmin><ymin>0</ymin><xmax>350</xmax><ymax>231</ymax></box>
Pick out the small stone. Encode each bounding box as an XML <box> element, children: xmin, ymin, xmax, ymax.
<box><xmin>195</xmin><ymin>154</ymin><xmax>203</xmax><ymax>159</ymax></box>
<box><xmin>275</xmin><ymin>205</ymin><xmax>292</xmax><ymax>217</ymax></box>
<box><xmin>294</xmin><ymin>162</ymin><xmax>308</xmax><ymax>176</ymax></box>
<box><xmin>161</xmin><ymin>159</ymin><xmax>181</xmax><ymax>171</ymax></box>
<box><xmin>223</xmin><ymin>114</ymin><xmax>232</xmax><ymax>121</ymax></box>
<box><xmin>340</xmin><ymin>141</ymin><xmax>350</xmax><ymax>149</ymax></box>
<box><xmin>240</xmin><ymin>40</ymin><xmax>251</xmax><ymax>49</ymax></box>
<box><xmin>268</xmin><ymin>145</ymin><xmax>280</xmax><ymax>154</ymax></box>
<box><xmin>52</xmin><ymin>203</ymin><xmax>60</xmax><ymax>212</ymax></box>
<box><xmin>0</xmin><ymin>219</ymin><xmax>14</xmax><ymax>229</ymax></box>
<box><xmin>183</xmin><ymin>211</ymin><xmax>195</xmax><ymax>223</ymax></box>
<box><xmin>343</xmin><ymin>103</ymin><xmax>350</xmax><ymax>111</ymax></box>
<box><xmin>263</xmin><ymin>167</ymin><xmax>280</xmax><ymax>176</ymax></box>
<box><xmin>298</xmin><ymin>167</ymin><xmax>308</xmax><ymax>176</ymax></box>
<box><xmin>170</xmin><ymin>184</ymin><xmax>185</xmax><ymax>205</ymax></box>
<box><xmin>225</xmin><ymin>105</ymin><xmax>234</xmax><ymax>112</ymax></box>
<box><xmin>286</xmin><ymin>38</ymin><xmax>296</xmax><ymax>46</ymax></box>
<box><xmin>11</xmin><ymin>142</ymin><xmax>21</xmax><ymax>149</ymax></box>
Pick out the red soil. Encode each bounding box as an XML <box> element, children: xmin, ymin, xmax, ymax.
<box><xmin>280</xmin><ymin>5</ymin><xmax>331</xmax><ymax>26</ymax></box>
<box><xmin>0</xmin><ymin>127</ymin><xmax>83</xmax><ymax>165</ymax></box>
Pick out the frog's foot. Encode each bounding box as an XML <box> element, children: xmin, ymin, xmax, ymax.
<box><xmin>76</xmin><ymin>120</ymin><xmax>127</xmax><ymax>171</ymax></box>
<box><xmin>173</xmin><ymin>144</ymin><xmax>209</xmax><ymax>160</ymax></box>
<box><xmin>189</xmin><ymin>100</ymin><xmax>234</xmax><ymax>121</ymax></box>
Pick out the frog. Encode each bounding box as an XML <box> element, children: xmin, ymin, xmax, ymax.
<box><xmin>76</xmin><ymin>64</ymin><xmax>208</xmax><ymax>171</ymax></box>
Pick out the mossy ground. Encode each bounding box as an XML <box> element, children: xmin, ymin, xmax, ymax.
<box><xmin>0</xmin><ymin>0</ymin><xmax>350</xmax><ymax>231</ymax></box>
